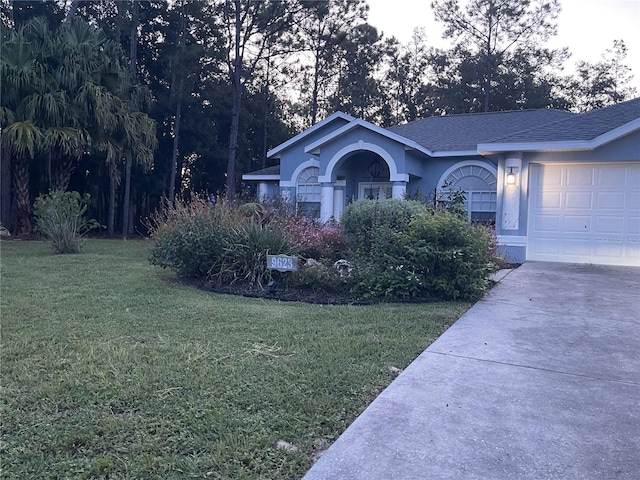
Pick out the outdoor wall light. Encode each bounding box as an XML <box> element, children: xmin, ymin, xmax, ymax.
<box><xmin>506</xmin><ymin>167</ymin><xmax>517</xmax><ymax>185</ymax></box>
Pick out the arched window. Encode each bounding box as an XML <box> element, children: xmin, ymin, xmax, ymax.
<box><xmin>296</xmin><ymin>167</ymin><xmax>321</xmax><ymax>218</ymax></box>
<box><xmin>441</xmin><ymin>163</ymin><xmax>497</xmax><ymax>223</ymax></box>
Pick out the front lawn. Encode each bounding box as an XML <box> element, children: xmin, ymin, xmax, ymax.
<box><xmin>0</xmin><ymin>239</ymin><xmax>470</xmax><ymax>479</ymax></box>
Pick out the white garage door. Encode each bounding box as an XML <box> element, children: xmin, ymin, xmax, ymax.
<box><xmin>528</xmin><ymin>163</ymin><xmax>640</xmax><ymax>266</ymax></box>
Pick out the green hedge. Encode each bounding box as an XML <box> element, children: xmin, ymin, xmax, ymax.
<box><xmin>344</xmin><ymin>200</ymin><xmax>498</xmax><ymax>301</ymax></box>
<box><xmin>341</xmin><ymin>199</ymin><xmax>427</xmax><ymax>258</ymax></box>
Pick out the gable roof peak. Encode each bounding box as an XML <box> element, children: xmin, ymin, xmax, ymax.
<box><xmin>267</xmin><ymin>111</ymin><xmax>355</xmax><ymax>159</ymax></box>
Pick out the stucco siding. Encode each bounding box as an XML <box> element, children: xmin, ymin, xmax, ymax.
<box><xmin>278</xmin><ymin>118</ymin><xmax>352</xmax><ymax>183</ymax></box>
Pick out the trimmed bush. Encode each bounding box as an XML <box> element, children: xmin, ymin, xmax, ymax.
<box><xmin>341</xmin><ymin>199</ymin><xmax>427</xmax><ymax>258</ymax></box>
<box><xmin>349</xmin><ymin>209</ymin><xmax>498</xmax><ymax>301</ymax></box>
<box><xmin>33</xmin><ymin>190</ymin><xmax>100</xmax><ymax>254</ymax></box>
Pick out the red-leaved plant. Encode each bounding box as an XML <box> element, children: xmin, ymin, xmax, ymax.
<box><xmin>283</xmin><ymin>216</ymin><xmax>345</xmax><ymax>260</ymax></box>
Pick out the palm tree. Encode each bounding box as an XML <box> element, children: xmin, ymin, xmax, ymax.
<box><xmin>2</xmin><ymin>17</ymin><xmax>157</xmax><ymax>235</ymax></box>
<box><xmin>1</xmin><ymin>23</ymin><xmax>41</xmax><ymax>233</ymax></box>
<box><xmin>119</xmin><ymin>109</ymin><xmax>157</xmax><ymax>237</ymax></box>
<box><xmin>1</xmin><ymin>121</ymin><xmax>41</xmax><ymax>233</ymax></box>
<box><xmin>1</xmin><ymin>18</ymin><xmax>87</xmax><ymax>231</ymax></box>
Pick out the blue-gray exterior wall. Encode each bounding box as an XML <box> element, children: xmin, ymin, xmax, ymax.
<box><xmin>278</xmin><ymin>117</ymin><xmax>352</xmax><ymax>182</ymax></box>
<box><xmin>280</xmin><ymin>124</ymin><xmax>498</xmax><ymax>203</ymax></box>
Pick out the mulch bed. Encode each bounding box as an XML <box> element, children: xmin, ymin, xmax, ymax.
<box><xmin>195</xmin><ymin>280</ymin><xmax>370</xmax><ymax>305</ymax></box>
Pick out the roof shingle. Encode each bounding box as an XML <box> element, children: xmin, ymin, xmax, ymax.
<box><xmin>489</xmin><ymin>97</ymin><xmax>640</xmax><ymax>144</ymax></box>
<box><xmin>387</xmin><ymin>109</ymin><xmax>575</xmax><ymax>152</ymax></box>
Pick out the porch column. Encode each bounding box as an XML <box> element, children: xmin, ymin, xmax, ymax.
<box><xmin>258</xmin><ymin>182</ymin><xmax>269</xmax><ymax>201</ymax></box>
<box><xmin>333</xmin><ymin>180</ymin><xmax>346</xmax><ymax>221</ymax></box>
<box><xmin>502</xmin><ymin>154</ymin><xmax>522</xmax><ymax>231</ymax></box>
<box><xmin>392</xmin><ymin>181</ymin><xmax>406</xmax><ymax>200</ymax></box>
<box><xmin>320</xmin><ymin>183</ymin><xmax>335</xmax><ymax>222</ymax></box>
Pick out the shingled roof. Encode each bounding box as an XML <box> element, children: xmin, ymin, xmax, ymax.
<box><xmin>387</xmin><ymin>109</ymin><xmax>575</xmax><ymax>152</ymax></box>
<box><xmin>245</xmin><ymin>99</ymin><xmax>640</xmax><ymax>178</ymax></box>
<box><xmin>488</xmin><ymin>97</ymin><xmax>640</xmax><ymax>144</ymax></box>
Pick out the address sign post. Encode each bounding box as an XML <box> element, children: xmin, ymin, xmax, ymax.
<box><xmin>266</xmin><ymin>254</ymin><xmax>298</xmax><ymax>272</ymax></box>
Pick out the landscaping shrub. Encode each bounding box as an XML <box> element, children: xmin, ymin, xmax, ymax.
<box><xmin>340</xmin><ymin>199</ymin><xmax>498</xmax><ymax>301</ymax></box>
<box><xmin>341</xmin><ymin>199</ymin><xmax>428</xmax><ymax>258</ymax></box>
<box><xmin>283</xmin><ymin>216</ymin><xmax>346</xmax><ymax>260</ymax></box>
<box><xmin>148</xmin><ymin>198</ymin><xmax>297</xmax><ymax>287</ymax></box>
<box><xmin>33</xmin><ymin>190</ymin><xmax>100</xmax><ymax>254</ymax></box>
<box><xmin>148</xmin><ymin>196</ymin><xmax>498</xmax><ymax>302</ymax></box>
<box><xmin>213</xmin><ymin>220</ymin><xmax>297</xmax><ymax>288</ymax></box>
<box><xmin>147</xmin><ymin>198</ymin><xmax>237</xmax><ymax>278</ymax></box>
<box><xmin>286</xmin><ymin>259</ymin><xmax>352</xmax><ymax>294</ymax></box>
<box><xmin>349</xmin><ymin>208</ymin><xmax>498</xmax><ymax>301</ymax></box>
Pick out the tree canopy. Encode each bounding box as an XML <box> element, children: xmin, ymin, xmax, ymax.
<box><xmin>0</xmin><ymin>0</ymin><xmax>636</xmax><ymax>234</ymax></box>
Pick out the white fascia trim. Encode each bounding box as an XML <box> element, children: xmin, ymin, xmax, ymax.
<box><xmin>242</xmin><ymin>175</ymin><xmax>280</xmax><ymax>181</ymax></box>
<box><xmin>430</xmin><ymin>149</ymin><xmax>481</xmax><ymax>157</ymax></box>
<box><xmin>497</xmin><ymin>235</ymin><xmax>527</xmax><ymax>247</ymax></box>
<box><xmin>304</xmin><ymin>119</ymin><xmax>434</xmax><ymax>157</ymax></box>
<box><xmin>267</xmin><ymin>112</ymin><xmax>355</xmax><ymax>158</ymax></box>
<box><xmin>478</xmin><ymin>118</ymin><xmax>640</xmax><ymax>154</ymax></box>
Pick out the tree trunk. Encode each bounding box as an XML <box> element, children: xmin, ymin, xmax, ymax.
<box><xmin>262</xmin><ymin>85</ymin><xmax>269</xmax><ymax>171</ymax></box>
<box><xmin>122</xmin><ymin>150</ymin><xmax>133</xmax><ymax>238</ymax></box>
<box><xmin>65</xmin><ymin>0</ymin><xmax>80</xmax><ymax>25</ymax></box>
<box><xmin>168</xmin><ymin>0</ymin><xmax>186</xmax><ymax>203</ymax></box>
<box><xmin>108</xmin><ymin>165</ymin><xmax>117</xmax><ymax>236</ymax></box>
<box><xmin>129</xmin><ymin>0</ymin><xmax>138</xmax><ymax>76</ymax></box>
<box><xmin>225</xmin><ymin>0</ymin><xmax>243</xmax><ymax>202</ymax></box>
<box><xmin>261</xmin><ymin>52</ymin><xmax>271</xmax><ymax>171</ymax></box>
<box><xmin>483</xmin><ymin>35</ymin><xmax>492</xmax><ymax>112</ymax></box>
<box><xmin>168</xmin><ymin>79</ymin><xmax>183</xmax><ymax>203</ymax></box>
<box><xmin>1</xmin><ymin>147</ymin><xmax>14</xmax><ymax>231</ymax></box>
<box><xmin>311</xmin><ymin>22</ymin><xmax>323</xmax><ymax>125</ymax></box>
<box><xmin>122</xmin><ymin>0</ymin><xmax>139</xmax><ymax>237</ymax></box>
<box><xmin>51</xmin><ymin>156</ymin><xmax>76</xmax><ymax>192</ymax></box>
<box><xmin>226</xmin><ymin>76</ymin><xmax>241</xmax><ymax>202</ymax></box>
<box><xmin>12</xmin><ymin>157</ymin><xmax>30</xmax><ymax>235</ymax></box>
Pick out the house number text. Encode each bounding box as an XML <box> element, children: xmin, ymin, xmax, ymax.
<box><xmin>266</xmin><ymin>255</ymin><xmax>298</xmax><ymax>272</ymax></box>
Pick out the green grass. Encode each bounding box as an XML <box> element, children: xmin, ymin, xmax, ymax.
<box><xmin>0</xmin><ymin>239</ymin><xmax>470</xmax><ymax>479</ymax></box>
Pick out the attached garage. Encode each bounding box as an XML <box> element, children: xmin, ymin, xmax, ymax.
<box><xmin>528</xmin><ymin>163</ymin><xmax>640</xmax><ymax>266</ymax></box>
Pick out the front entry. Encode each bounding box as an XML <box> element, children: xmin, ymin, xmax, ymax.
<box><xmin>359</xmin><ymin>182</ymin><xmax>393</xmax><ymax>200</ymax></box>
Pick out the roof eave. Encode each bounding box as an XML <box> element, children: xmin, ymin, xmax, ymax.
<box><xmin>430</xmin><ymin>149</ymin><xmax>480</xmax><ymax>157</ymax></box>
<box><xmin>304</xmin><ymin>119</ymin><xmax>435</xmax><ymax>156</ymax></box>
<box><xmin>478</xmin><ymin>117</ymin><xmax>640</xmax><ymax>155</ymax></box>
<box><xmin>241</xmin><ymin>174</ymin><xmax>280</xmax><ymax>181</ymax></box>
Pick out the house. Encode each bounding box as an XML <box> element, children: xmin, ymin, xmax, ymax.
<box><xmin>243</xmin><ymin>98</ymin><xmax>640</xmax><ymax>267</ymax></box>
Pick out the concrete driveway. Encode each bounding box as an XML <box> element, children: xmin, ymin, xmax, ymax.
<box><xmin>303</xmin><ymin>262</ymin><xmax>640</xmax><ymax>480</ymax></box>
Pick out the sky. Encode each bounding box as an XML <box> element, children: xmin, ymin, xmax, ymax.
<box><xmin>366</xmin><ymin>0</ymin><xmax>640</xmax><ymax>91</ymax></box>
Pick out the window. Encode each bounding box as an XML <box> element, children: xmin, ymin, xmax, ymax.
<box><xmin>468</xmin><ymin>191</ymin><xmax>497</xmax><ymax>223</ymax></box>
<box><xmin>296</xmin><ymin>167</ymin><xmax>320</xmax><ymax>218</ymax></box>
<box><xmin>442</xmin><ymin>164</ymin><xmax>497</xmax><ymax>224</ymax></box>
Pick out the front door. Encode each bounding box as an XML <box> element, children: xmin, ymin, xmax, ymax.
<box><xmin>359</xmin><ymin>182</ymin><xmax>392</xmax><ymax>200</ymax></box>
